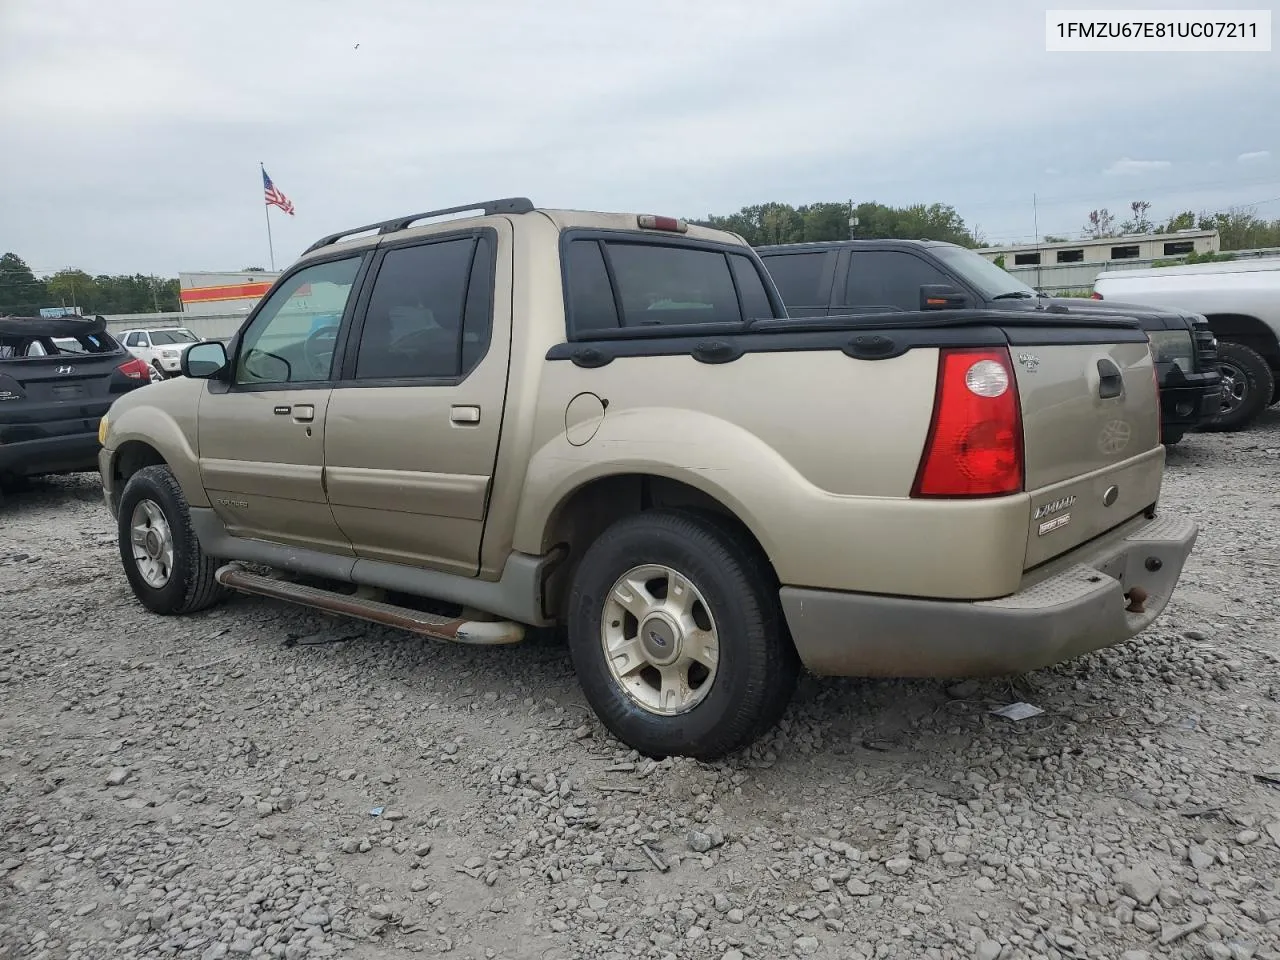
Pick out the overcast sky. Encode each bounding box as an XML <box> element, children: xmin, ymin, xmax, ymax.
<box><xmin>1</xmin><ymin>0</ymin><xmax>1276</xmax><ymax>276</ymax></box>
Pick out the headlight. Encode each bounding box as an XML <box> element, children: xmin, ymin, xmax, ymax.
<box><xmin>98</xmin><ymin>414</ymin><xmax>109</xmax><ymax>445</ymax></box>
<box><xmin>162</xmin><ymin>349</ymin><xmax>179</xmax><ymax>358</ymax></box>
<box><xmin>1147</xmin><ymin>330</ymin><xmax>1194</xmax><ymax>373</ymax></box>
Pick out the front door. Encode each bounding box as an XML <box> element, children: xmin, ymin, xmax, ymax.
<box><xmin>323</xmin><ymin>225</ymin><xmax>511</xmax><ymax>577</ymax></box>
<box><xmin>198</xmin><ymin>255</ymin><xmax>365</xmax><ymax>554</ymax></box>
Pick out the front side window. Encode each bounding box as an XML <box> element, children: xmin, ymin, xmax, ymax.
<box><xmin>842</xmin><ymin>251</ymin><xmax>951</xmax><ymax>311</ymax></box>
<box><xmin>353</xmin><ymin>235</ymin><xmax>493</xmax><ymax>381</ymax></box>
<box><xmin>236</xmin><ymin>256</ymin><xmax>362</xmax><ymax>385</ymax></box>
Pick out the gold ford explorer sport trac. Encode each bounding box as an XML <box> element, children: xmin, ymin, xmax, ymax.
<box><xmin>98</xmin><ymin>197</ymin><xmax>1198</xmax><ymax>760</ymax></box>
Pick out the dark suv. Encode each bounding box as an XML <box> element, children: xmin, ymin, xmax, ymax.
<box><xmin>0</xmin><ymin>314</ymin><xmax>152</xmax><ymax>497</ymax></box>
<box><xmin>758</xmin><ymin>240</ymin><xmax>1222</xmax><ymax>444</ymax></box>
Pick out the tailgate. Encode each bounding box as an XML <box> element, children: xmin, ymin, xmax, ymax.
<box><xmin>1011</xmin><ymin>335</ymin><xmax>1164</xmax><ymax>569</ymax></box>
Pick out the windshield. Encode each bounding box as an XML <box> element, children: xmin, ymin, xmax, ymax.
<box><xmin>150</xmin><ymin>329</ymin><xmax>199</xmax><ymax>345</ymax></box>
<box><xmin>930</xmin><ymin>245</ymin><xmax>1038</xmax><ymax>300</ymax></box>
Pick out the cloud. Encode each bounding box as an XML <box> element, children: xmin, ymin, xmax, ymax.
<box><xmin>0</xmin><ymin>0</ymin><xmax>1276</xmax><ymax>275</ymax></box>
<box><xmin>1237</xmin><ymin>150</ymin><xmax>1271</xmax><ymax>163</ymax></box>
<box><xmin>1104</xmin><ymin>158</ymin><xmax>1173</xmax><ymax>176</ymax></box>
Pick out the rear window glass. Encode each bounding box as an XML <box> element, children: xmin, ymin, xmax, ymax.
<box><xmin>564</xmin><ymin>238</ymin><xmax>777</xmax><ymax>334</ymax></box>
<box><xmin>1</xmin><ymin>331</ymin><xmax>119</xmax><ymax>360</ymax></box>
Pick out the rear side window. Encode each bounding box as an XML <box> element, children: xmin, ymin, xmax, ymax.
<box><xmin>564</xmin><ymin>238</ymin><xmax>776</xmax><ymax>335</ymax></box>
<box><xmin>841</xmin><ymin>251</ymin><xmax>950</xmax><ymax>312</ymax></box>
<box><xmin>564</xmin><ymin>240</ymin><xmax>619</xmax><ymax>333</ymax></box>
<box><xmin>354</xmin><ymin>236</ymin><xmax>493</xmax><ymax>381</ymax></box>
<box><xmin>761</xmin><ymin>251</ymin><xmax>829</xmax><ymax>308</ymax></box>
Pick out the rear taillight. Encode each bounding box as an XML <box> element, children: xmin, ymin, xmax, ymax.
<box><xmin>117</xmin><ymin>358</ymin><xmax>151</xmax><ymax>381</ymax></box>
<box><xmin>912</xmin><ymin>348</ymin><xmax>1024</xmax><ymax>498</ymax></box>
<box><xmin>1090</xmin><ymin>291</ymin><xmax>1103</xmax><ymax>300</ymax></box>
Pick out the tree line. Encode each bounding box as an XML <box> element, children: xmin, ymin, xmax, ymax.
<box><xmin>696</xmin><ymin>199</ymin><xmax>1280</xmax><ymax>252</ymax></box>
<box><xmin>0</xmin><ymin>253</ymin><xmax>181</xmax><ymax>317</ymax></box>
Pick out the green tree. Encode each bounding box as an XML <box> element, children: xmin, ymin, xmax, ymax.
<box><xmin>1197</xmin><ymin>208</ymin><xmax>1280</xmax><ymax>250</ymax></box>
<box><xmin>1120</xmin><ymin>200</ymin><xmax>1154</xmax><ymax>234</ymax></box>
<box><xmin>698</xmin><ymin>200</ymin><xmax>978</xmax><ymax>248</ymax></box>
<box><xmin>44</xmin><ymin>269</ymin><xmax>97</xmax><ymax>312</ymax></box>
<box><xmin>1084</xmin><ymin>208</ymin><xmax>1116</xmax><ymax>239</ymax></box>
<box><xmin>0</xmin><ymin>252</ymin><xmax>47</xmax><ymax>315</ymax></box>
<box><xmin>1161</xmin><ymin>210</ymin><xmax>1196</xmax><ymax>233</ymax></box>
<box><xmin>1043</xmin><ymin>235</ymin><xmax>1068</xmax><ymax>243</ymax></box>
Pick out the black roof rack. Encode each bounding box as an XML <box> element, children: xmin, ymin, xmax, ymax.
<box><xmin>302</xmin><ymin>197</ymin><xmax>535</xmax><ymax>255</ymax></box>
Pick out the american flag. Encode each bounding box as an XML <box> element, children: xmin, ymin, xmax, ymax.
<box><xmin>262</xmin><ymin>168</ymin><xmax>295</xmax><ymax>216</ymax></box>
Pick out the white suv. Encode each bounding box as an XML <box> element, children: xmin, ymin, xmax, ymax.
<box><xmin>119</xmin><ymin>328</ymin><xmax>202</xmax><ymax>378</ymax></box>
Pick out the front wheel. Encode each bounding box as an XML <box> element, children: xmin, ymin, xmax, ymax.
<box><xmin>1203</xmin><ymin>341</ymin><xmax>1274</xmax><ymax>432</ymax></box>
<box><xmin>566</xmin><ymin>509</ymin><xmax>799</xmax><ymax>761</ymax></box>
<box><xmin>117</xmin><ymin>464</ymin><xmax>228</xmax><ymax>615</ymax></box>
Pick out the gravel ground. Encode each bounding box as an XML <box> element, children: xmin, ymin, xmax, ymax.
<box><xmin>2</xmin><ymin>410</ymin><xmax>1279</xmax><ymax>960</ymax></box>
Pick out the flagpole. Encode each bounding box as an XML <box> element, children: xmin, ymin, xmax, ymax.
<box><xmin>261</xmin><ymin>162</ymin><xmax>276</xmax><ymax>271</ymax></box>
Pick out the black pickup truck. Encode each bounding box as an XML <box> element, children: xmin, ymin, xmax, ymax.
<box><xmin>758</xmin><ymin>239</ymin><xmax>1222</xmax><ymax>444</ymax></box>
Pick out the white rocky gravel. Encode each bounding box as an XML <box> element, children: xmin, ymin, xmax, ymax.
<box><xmin>2</xmin><ymin>410</ymin><xmax>1279</xmax><ymax>960</ymax></box>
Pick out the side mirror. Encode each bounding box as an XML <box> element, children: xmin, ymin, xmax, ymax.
<box><xmin>182</xmin><ymin>341</ymin><xmax>228</xmax><ymax>379</ymax></box>
<box><xmin>920</xmin><ymin>284</ymin><xmax>972</xmax><ymax>310</ymax></box>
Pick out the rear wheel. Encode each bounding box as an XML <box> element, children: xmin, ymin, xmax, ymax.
<box><xmin>117</xmin><ymin>464</ymin><xmax>228</xmax><ymax>615</ymax></box>
<box><xmin>1204</xmin><ymin>341</ymin><xmax>1274</xmax><ymax>432</ymax></box>
<box><xmin>566</xmin><ymin>509</ymin><xmax>799</xmax><ymax>761</ymax></box>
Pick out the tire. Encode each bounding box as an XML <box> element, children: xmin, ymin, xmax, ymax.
<box><xmin>117</xmin><ymin>464</ymin><xmax>228</xmax><ymax>615</ymax></box>
<box><xmin>1271</xmin><ymin>378</ymin><xmax>1280</xmax><ymax>407</ymax></box>
<box><xmin>1162</xmin><ymin>429</ymin><xmax>1184</xmax><ymax>446</ymax></box>
<box><xmin>151</xmin><ymin>361</ymin><xmax>167</xmax><ymax>381</ymax></box>
<box><xmin>1203</xmin><ymin>341</ymin><xmax>1274</xmax><ymax>432</ymax></box>
<box><xmin>566</xmin><ymin>509</ymin><xmax>799</xmax><ymax>761</ymax></box>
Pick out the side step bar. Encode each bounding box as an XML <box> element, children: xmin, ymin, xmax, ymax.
<box><xmin>214</xmin><ymin>564</ymin><xmax>525</xmax><ymax>645</ymax></box>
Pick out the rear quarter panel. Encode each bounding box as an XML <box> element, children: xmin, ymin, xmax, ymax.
<box><xmin>513</xmin><ymin>348</ymin><xmax>1036</xmax><ymax>599</ymax></box>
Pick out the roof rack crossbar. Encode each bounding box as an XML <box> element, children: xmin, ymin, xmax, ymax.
<box><xmin>302</xmin><ymin>197</ymin><xmax>535</xmax><ymax>255</ymax></box>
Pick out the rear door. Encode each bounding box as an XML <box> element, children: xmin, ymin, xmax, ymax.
<box><xmin>197</xmin><ymin>255</ymin><xmax>365</xmax><ymax>553</ymax></box>
<box><xmin>758</xmin><ymin>249</ymin><xmax>837</xmax><ymax>317</ymax></box>
<box><xmin>323</xmin><ymin>223</ymin><xmax>512</xmax><ymax>577</ymax></box>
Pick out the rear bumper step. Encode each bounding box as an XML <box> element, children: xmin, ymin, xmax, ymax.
<box><xmin>780</xmin><ymin>514</ymin><xmax>1198</xmax><ymax>678</ymax></box>
<box><xmin>214</xmin><ymin>564</ymin><xmax>525</xmax><ymax>645</ymax></box>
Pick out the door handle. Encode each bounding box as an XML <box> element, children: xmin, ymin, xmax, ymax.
<box><xmin>1097</xmin><ymin>359</ymin><xmax>1124</xmax><ymax>399</ymax></box>
<box><xmin>450</xmin><ymin>405</ymin><xmax>481</xmax><ymax>425</ymax></box>
<box><xmin>292</xmin><ymin>404</ymin><xmax>315</xmax><ymax>423</ymax></box>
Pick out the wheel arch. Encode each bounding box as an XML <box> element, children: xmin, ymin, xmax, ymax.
<box><xmin>532</xmin><ymin>471</ymin><xmax>780</xmax><ymax>624</ymax></box>
<box><xmin>1204</xmin><ymin>313</ymin><xmax>1280</xmax><ymax>368</ymax></box>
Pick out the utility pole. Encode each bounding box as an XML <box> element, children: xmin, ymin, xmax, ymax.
<box><xmin>848</xmin><ymin>198</ymin><xmax>858</xmax><ymax>239</ymax></box>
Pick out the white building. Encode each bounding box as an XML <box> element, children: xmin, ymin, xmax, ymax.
<box><xmin>179</xmin><ymin>270</ymin><xmax>281</xmax><ymax>317</ymax></box>
<box><xmin>977</xmin><ymin>229</ymin><xmax>1219</xmax><ymax>294</ymax></box>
